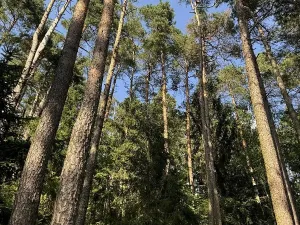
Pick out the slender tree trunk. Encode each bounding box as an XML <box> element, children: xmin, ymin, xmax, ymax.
<box><xmin>236</xmin><ymin>1</ymin><xmax>295</xmax><ymax>224</ymax></box>
<box><xmin>105</xmin><ymin>70</ymin><xmax>118</xmax><ymax>119</ymax></box>
<box><xmin>190</xmin><ymin>2</ymin><xmax>222</xmax><ymax>223</ymax></box>
<box><xmin>161</xmin><ymin>51</ymin><xmax>170</xmax><ymax>176</ymax></box>
<box><xmin>229</xmin><ymin>89</ymin><xmax>260</xmax><ymax>203</ymax></box>
<box><xmin>258</xmin><ymin>23</ymin><xmax>300</xmax><ymax>225</ymax></box>
<box><xmin>8</xmin><ymin>1</ymin><xmax>90</xmax><ymax>224</ymax></box>
<box><xmin>14</xmin><ymin>0</ymin><xmax>72</xmax><ymax>106</ymax></box>
<box><xmin>257</xmin><ymin>25</ymin><xmax>300</xmax><ymax>142</ymax></box>
<box><xmin>76</xmin><ymin>2</ymin><xmax>127</xmax><ymax>224</ymax></box>
<box><xmin>145</xmin><ymin>64</ymin><xmax>152</xmax><ymax>104</ymax></box>
<box><xmin>28</xmin><ymin>0</ymin><xmax>72</xmax><ymax>77</ymax></box>
<box><xmin>11</xmin><ymin>0</ymin><xmax>56</xmax><ymax>107</ymax></box>
<box><xmin>184</xmin><ymin>64</ymin><xmax>194</xmax><ymax>192</ymax></box>
<box><xmin>200</xmin><ymin>40</ymin><xmax>222</xmax><ymax>225</ymax></box>
<box><xmin>50</xmin><ymin>1</ymin><xmax>115</xmax><ymax>224</ymax></box>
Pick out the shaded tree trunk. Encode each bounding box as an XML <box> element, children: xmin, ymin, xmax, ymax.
<box><xmin>8</xmin><ymin>1</ymin><xmax>90</xmax><ymax>224</ymax></box>
<box><xmin>50</xmin><ymin>1</ymin><xmax>115</xmax><ymax>224</ymax></box>
<box><xmin>236</xmin><ymin>1</ymin><xmax>295</xmax><ymax>224</ymax></box>
<box><xmin>229</xmin><ymin>89</ymin><xmax>260</xmax><ymax>203</ymax></box>
<box><xmin>184</xmin><ymin>64</ymin><xmax>194</xmax><ymax>192</ymax></box>
<box><xmin>76</xmin><ymin>1</ymin><xmax>127</xmax><ymax>224</ymax></box>
<box><xmin>11</xmin><ymin>0</ymin><xmax>56</xmax><ymax>107</ymax></box>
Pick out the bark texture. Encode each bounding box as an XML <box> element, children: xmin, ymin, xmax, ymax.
<box><xmin>12</xmin><ymin>0</ymin><xmax>56</xmax><ymax>107</ymax></box>
<box><xmin>50</xmin><ymin>1</ymin><xmax>115</xmax><ymax>224</ymax></box>
<box><xmin>236</xmin><ymin>1</ymin><xmax>295</xmax><ymax>224</ymax></box>
<box><xmin>8</xmin><ymin>1</ymin><xmax>90</xmax><ymax>224</ymax></box>
<box><xmin>76</xmin><ymin>2</ymin><xmax>127</xmax><ymax>224</ymax></box>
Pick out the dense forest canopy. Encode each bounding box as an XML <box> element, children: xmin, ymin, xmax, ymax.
<box><xmin>0</xmin><ymin>0</ymin><xmax>300</xmax><ymax>224</ymax></box>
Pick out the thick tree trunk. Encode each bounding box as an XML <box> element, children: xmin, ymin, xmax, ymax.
<box><xmin>161</xmin><ymin>51</ymin><xmax>170</xmax><ymax>176</ymax></box>
<box><xmin>236</xmin><ymin>1</ymin><xmax>295</xmax><ymax>224</ymax></box>
<box><xmin>11</xmin><ymin>0</ymin><xmax>56</xmax><ymax>107</ymax></box>
<box><xmin>184</xmin><ymin>64</ymin><xmax>194</xmax><ymax>192</ymax></box>
<box><xmin>229</xmin><ymin>89</ymin><xmax>260</xmax><ymax>203</ymax></box>
<box><xmin>75</xmin><ymin>2</ymin><xmax>127</xmax><ymax>224</ymax></box>
<box><xmin>50</xmin><ymin>1</ymin><xmax>115</xmax><ymax>224</ymax></box>
<box><xmin>8</xmin><ymin>0</ymin><xmax>90</xmax><ymax>224</ymax></box>
<box><xmin>257</xmin><ymin>25</ymin><xmax>300</xmax><ymax>142</ymax></box>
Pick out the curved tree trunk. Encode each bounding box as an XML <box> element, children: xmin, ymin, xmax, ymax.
<box><xmin>236</xmin><ymin>1</ymin><xmax>295</xmax><ymax>224</ymax></box>
<box><xmin>11</xmin><ymin>0</ymin><xmax>56</xmax><ymax>107</ymax></box>
<box><xmin>75</xmin><ymin>2</ymin><xmax>127</xmax><ymax>224</ymax></box>
<box><xmin>50</xmin><ymin>1</ymin><xmax>115</xmax><ymax>224</ymax></box>
<box><xmin>8</xmin><ymin>0</ymin><xmax>90</xmax><ymax>224</ymax></box>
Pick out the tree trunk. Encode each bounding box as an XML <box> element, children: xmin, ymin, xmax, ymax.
<box><xmin>145</xmin><ymin>64</ymin><xmax>152</xmax><ymax>104</ymax></box>
<box><xmin>50</xmin><ymin>1</ymin><xmax>115</xmax><ymax>224</ymax></box>
<box><xmin>184</xmin><ymin>64</ymin><xmax>194</xmax><ymax>192</ymax></box>
<box><xmin>8</xmin><ymin>1</ymin><xmax>90</xmax><ymax>224</ymax></box>
<box><xmin>161</xmin><ymin>51</ymin><xmax>170</xmax><ymax>176</ymax></box>
<box><xmin>229</xmin><ymin>89</ymin><xmax>260</xmax><ymax>203</ymax></box>
<box><xmin>76</xmin><ymin>1</ymin><xmax>127</xmax><ymax>224</ymax></box>
<box><xmin>28</xmin><ymin>0</ymin><xmax>72</xmax><ymax>79</ymax></box>
<box><xmin>105</xmin><ymin>69</ymin><xmax>118</xmax><ymax>119</ymax></box>
<box><xmin>190</xmin><ymin>1</ymin><xmax>222</xmax><ymax>223</ymax></box>
<box><xmin>236</xmin><ymin>1</ymin><xmax>295</xmax><ymax>224</ymax></box>
<box><xmin>257</xmin><ymin>25</ymin><xmax>300</xmax><ymax>142</ymax></box>
<box><xmin>11</xmin><ymin>0</ymin><xmax>56</xmax><ymax>107</ymax></box>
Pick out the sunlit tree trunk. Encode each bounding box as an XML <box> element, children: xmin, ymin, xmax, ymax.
<box><xmin>105</xmin><ymin>69</ymin><xmax>118</xmax><ymax>119</ymax></box>
<box><xmin>161</xmin><ymin>51</ymin><xmax>170</xmax><ymax>176</ymax></box>
<box><xmin>236</xmin><ymin>1</ymin><xmax>295</xmax><ymax>224</ymax></box>
<box><xmin>184</xmin><ymin>63</ymin><xmax>194</xmax><ymax>192</ymax></box>
<box><xmin>76</xmin><ymin>1</ymin><xmax>127</xmax><ymax>224</ymax></box>
<box><xmin>11</xmin><ymin>0</ymin><xmax>56</xmax><ymax>107</ymax></box>
<box><xmin>9</xmin><ymin>0</ymin><xmax>90</xmax><ymax>224</ymax></box>
<box><xmin>50</xmin><ymin>1</ymin><xmax>115</xmax><ymax>224</ymax></box>
<box><xmin>257</xmin><ymin>25</ymin><xmax>300</xmax><ymax>142</ymax></box>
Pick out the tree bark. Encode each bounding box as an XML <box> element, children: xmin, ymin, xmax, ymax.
<box><xmin>184</xmin><ymin>64</ymin><xmax>194</xmax><ymax>192</ymax></box>
<box><xmin>236</xmin><ymin>1</ymin><xmax>295</xmax><ymax>224</ymax></box>
<box><xmin>50</xmin><ymin>1</ymin><xmax>115</xmax><ymax>224</ymax></box>
<box><xmin>161</xmin><ymin>51</ymin><xmax>170</xmax><ymax>176</ymax></box>
<box><xmin>11</xmin><ymin>0</ymin><xmax>56</xmax><ymax>107</ymax></box>
<box><xmin>75</xmin><ymin>1</ymin><xmax>127</xmax><ymax>224</ymax></box>
<box><xmin>8</xmin><ymin>1</ymin><xmax>90</xmax><ymax>224</ymax></box>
